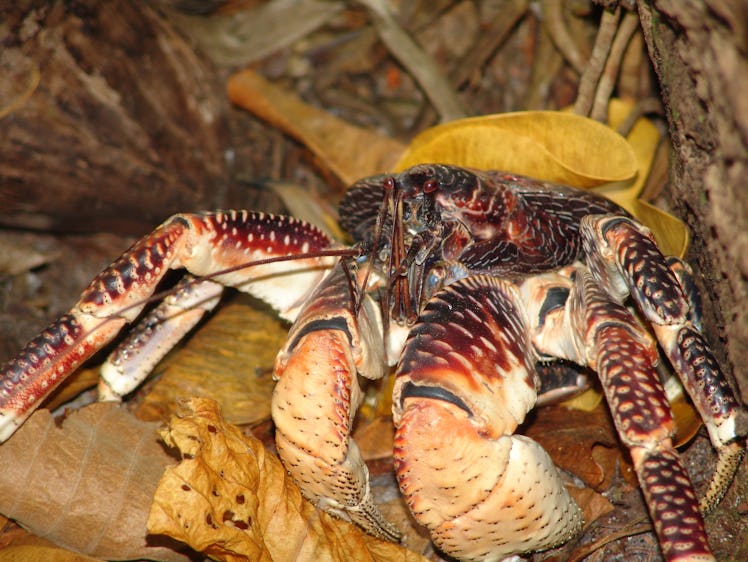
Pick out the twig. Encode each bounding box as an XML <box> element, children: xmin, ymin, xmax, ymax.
<box><xmin>451</xmin><ymin>0</ymin><xmax>529</xmax><ymax>88</ymax></box>
<box><xmin>357</xmin><ymin>0</ymin><xmax>467</xmax><ymax>122</ymax></box>
<box><xmin>573</xmin><ymin>7</ymin><xmax>621</xmax><ymax>116</ymax></box>
<box><xmin>590</xmin><ymin>10</ymin><xmax>641</xmax><ymax>121</ymax></box>
<box><xmin>0</xmin><ymin>64</ymin><xmax>40</xmax><ymax>119</ymax></box>
<box><xmin>567</xmin><ymin>516</ymin><xmax>652</xmax><ymax>562</ymax></box>
<box><xmin>526</xmin><ymin>22</ymin><xmax>565</xmax><ymax>110</ymax></box>
<box><xmin>541</xmin><ymin>0</ymin><xmax>587</xmax><ymax>74</ymax></box>
<box><xmin>617</xmin><ymin>28</ymin><xmax>645</xmax><ymax>99</ymax></box>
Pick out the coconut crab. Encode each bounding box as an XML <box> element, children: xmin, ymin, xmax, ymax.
<box><xmin>0</xmin><ymin>164</ymin><xmax>745</xmax><ymax>561</ymax></box>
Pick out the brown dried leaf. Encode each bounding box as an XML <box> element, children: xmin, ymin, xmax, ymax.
<box><xmin>165</xmin><ymin>0</ymin><xmax>345</xmax><ymax>67</ymax></box>
<box><xmin>0</xmin><ymin>403</ymin><xmax>190</xmax><ymax>561</ymax></box>
<box><xmin>567</xmin><ymin>486</ymin><xmax>615</xmax><ymax>531</ymax></box>
<box><xmin>227</xmin><ymin>69</ymin><xmax>406</xmax><ymax>186</ymax></box>
<box><xmin>353</xmin><ymin>416</ymin><xmax>395</xmax><ymax>462</ymax></box>
<box><xmin>0</xmin><ymin>232</ymin><xmax>59</xmax><ymax>276</ymax></box>
<box><xmin>136</xmin><ymin>294</ymin><xmax>286</xmax><ymax>425</ymax></box>
<box><xmin>525</xmin><ymin>404</ymin><xmax>636</xmax><ymax>492</ymax></box>
<box><xmin>0</xmin><ymin>544</ymin><xmax>100</xmax><ymax>562</ymax></box>
<box><xmin>147</xmin><ymin>397</ymin><xmax>427</xmax><ymax>562</ymax></box>
<box><xmin>358</xmin><ymin>0</ymin><xmax>466</xmax><ymax>121</ymax></box>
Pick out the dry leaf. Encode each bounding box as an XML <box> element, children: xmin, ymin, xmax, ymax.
<box><xmin>358</xmin><ymin>0</ymin><xmax>466</xmax><ymax>122</ymax></box>
<box><xmin>0</xmin><ymin>232</ymin><xmax>59</xmax><ymax>276</ymax></box>
<box><xmin>394</xmin><ymin>111</ymin><xmax>638</xmax><ymax>187</ymax></box>
<box><xmin>525</xmin><ymin>404</ymin><xmax>636</xmax><ymax>492</ymax></box>
<box><xmin>165</xmin><ymin>0</ymin><xmax>344</xmax><ymax>67</ymax></box>
<box><xmin>147</xmin><ymin>397</ymin><xmax>427</xmax><ymax>562</ymax></box>
<box><xmin>0</xmin><ymin>403</ymin><xmax>190</xmax><ymax>561</ymax></box>
<box><xmin>136</xmin><ymin>294</ymin><xmax>286</xmax><ymax>426</ymax></box>
<box><xmin>0</xmin><ymin>544</ymin><xmax>101</xmax><ymax>562</ymax></box>
<box><xmin>567</xmin><ymin>486</ymin><xmax>615</xmax><ymax>532</ymax></box>
<box><xmin>227</xmin><ymin>69</ymin><xmax>406</xmax><ymax>186</ymax></box>
<box><xmin>353</xmin><ymin>416</ymin><xmax>395</xmax><ymax>462</ymax></box>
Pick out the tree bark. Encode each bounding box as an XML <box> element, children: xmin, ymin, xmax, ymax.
<box><xmin>0</xmin><ymin>0</ymin><xmax>253</xmax><ymax>235</ymax></box>
<box><xmin>637</xmin><ymin>0</ymin><xmax>748</xmax><ymax>400</ymax></box>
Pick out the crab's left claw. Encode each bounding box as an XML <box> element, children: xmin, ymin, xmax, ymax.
<box><xmin>392</xmin><ymin>275</ymin><xmax>583</xmax><ymax>561</ymax></box>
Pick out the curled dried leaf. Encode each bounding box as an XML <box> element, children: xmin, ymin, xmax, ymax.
<box><xmin>395</xmin><ymin>111</ymin><xmax>638</xmax><ymax>186</ymax></box>
<box><xmin>148</xmin><ymin>397</ymin><xmax>426</xmax><ymax>562</ymax></box>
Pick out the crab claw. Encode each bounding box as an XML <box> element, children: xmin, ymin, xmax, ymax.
<box><xmin>271</xmin><ymin>261</ymin><xmax>401</xmax><ymax>542</ymax></box>
<box><xmin>393</xmin><ymin>275</ymin><xmax>582</xmax><ymax>561</ymax></box>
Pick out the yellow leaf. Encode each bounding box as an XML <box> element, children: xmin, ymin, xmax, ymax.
<box><xmin>148</xmin><ymin>398</ymin><xmax>427</xmax><ymax>562</ymax></box>
<box><xmin>136</xmin><ymin>295</ymin><xmax>286</xmax><ymax>426</ymax></box>
<box><xmin>394</xmin><ymin>111</ymin><xmax>638</xmax><ymax>187</ymax></box>
<box><xmin>590</xmin><ymin>98</ymin><xmax>688</xmax><ymax>257</ymax></box>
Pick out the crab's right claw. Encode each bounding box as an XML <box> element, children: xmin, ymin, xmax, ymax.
<box><xmin>272</xmin><ymin>262</ymin><xmax>401</xmax><ymax>542</ymax></box>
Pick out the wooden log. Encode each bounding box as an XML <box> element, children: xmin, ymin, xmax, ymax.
<box><xmin>0</xmin><ymin>0</ymin><xmax>248</xmax><ymax>234</ymax></box>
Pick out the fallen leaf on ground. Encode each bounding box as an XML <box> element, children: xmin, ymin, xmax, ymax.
<box><xmin>394</xmin><ymin>111</ymin><xmax>638</xmax><ymax>187</ymax></box>
<box><xmin>227</xmin><ymin>69</ymin><xmax>405</xmax><ymax>187</ymax></box>
<box><xmin>358</xmin><ymin>0</ymin><xmax>466</xmax><ymax>122</ymax></box>
<box><xmin>525</xmin><ymin>404</ymin><xmax>636</xmax><ymax>492</ymax></box>
<box><xmin>0</xmin><ymin>232</ymin><xmax>59</xmax><ymax>275</ymax></box>
<box><xmin>567</xmin><ymin>486</ymin><xmax>615</xmax><ymax>532</ymax></box>
<box><xmin>0</xmin><ymin>544</ymin><xmax>101</xmax><ymax>562</ymax></box>
<box><xmin>0</xmin><ymin>403</ymin><xmax>190</xmax><ymax>561</ymax></box>
<box><xmin>165</xmin><ymin>0</ymin><xmax>344</xmax><ymax>68</ymax></box>
<box><xmin>136</xmin><ymin>294</ymin><xmax>286</xmax><ymax>426</ymax></box>
<box><xmin>148</xmin><ymin>397</ymin><xmax>427</xmax><ymax>562</ymax></box>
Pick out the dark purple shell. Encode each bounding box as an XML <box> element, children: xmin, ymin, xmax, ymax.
<box><xmin>339</xmin><ymin>164</ymin><xmax>628</xmax><ymax>276</ymax></box>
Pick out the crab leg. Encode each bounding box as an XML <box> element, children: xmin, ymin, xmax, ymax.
<box><xmin>271</xmin><ymin>260</ymin><xmax>400</xmax><ymax>541</ymax></box>
<box><xmin>392</xmin><ymin>275</ymin><xmax>583</xmax><ymax>562</ymax></box>
<box><xmin>0</xmin><ymin>211</ymin><xmax>335</xmax><ymax>442</ymax></box>
<box><xmin>97</xmin><ymin>276</ymin><xmax>224</xmax><ymax>401</ymax></box>
<box><xmin>582</xmin><ymin>215</ymin><xmax>747</xmax><ymax>513</ymax></box>
<box><xmin>559</xmin><ymin>268</ymin><xmax>713</xmax><ymax>561</ymax></box>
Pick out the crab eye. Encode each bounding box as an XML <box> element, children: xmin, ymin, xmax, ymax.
<box><xmin>383</xmin><ymin>177</ymin><xmax>396</xmax><ymax>191</ymax></box>
<box><xmin>423</xmin><ymin>179</ymin><xmax>439</xmax><ymax>193</ymax></box>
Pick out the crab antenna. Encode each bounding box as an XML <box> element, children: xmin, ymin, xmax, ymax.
<box><xmin>389</xmin><ymin>186</ymin><xmax>413</xmax><ymax>322</ymax></box>
<box><xmin>357</xmin><ymin>176</ymin><xmax>397</xmax><ymax>316</ymax></box>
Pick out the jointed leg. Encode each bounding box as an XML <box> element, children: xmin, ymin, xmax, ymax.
<box><xmin>582</xmin><ymin>215</ymin><xmax>747</xmax><ymax>513</ymax></box>
<box><xmin>0</xmin><ymin>211</ymin><xmax>334</xmax><ymax>441</ymax></box>
<box><xmin>565</xmin><ymin>269</ymin><xmax>712</xmax><ymax>561</ymax></box>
